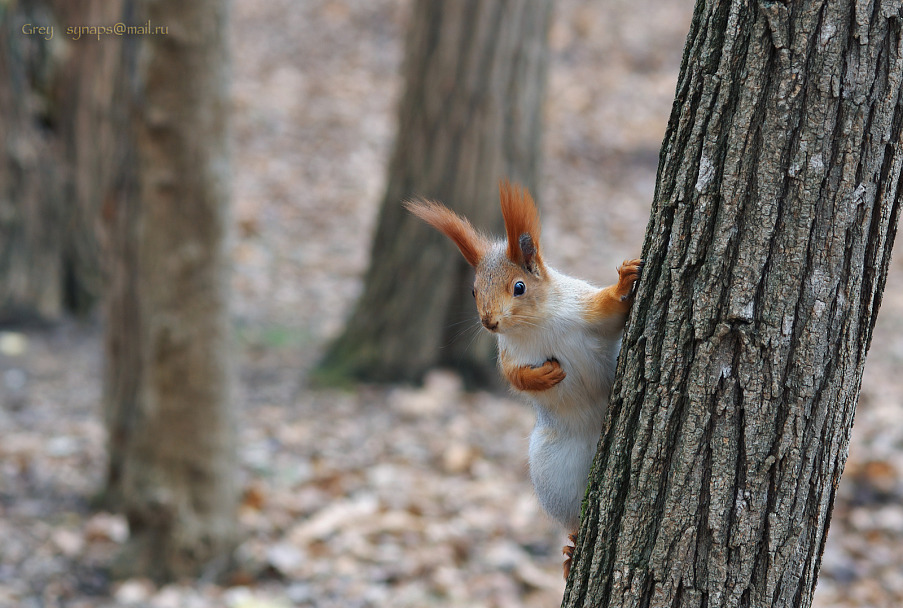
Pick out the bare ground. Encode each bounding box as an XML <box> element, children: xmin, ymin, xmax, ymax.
<box><xmin>1</xmin><ymin>0</ymin><xmax>903</xmax><ymax>606</ymax></box>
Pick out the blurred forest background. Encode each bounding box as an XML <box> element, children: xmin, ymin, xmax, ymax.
<box><xmin>1</xmin><ymin>0</ymin><xmax>902</xmax><ymax>607</ymax></box>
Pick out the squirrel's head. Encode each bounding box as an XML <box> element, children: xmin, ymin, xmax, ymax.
<box><xmin>406</xmin><ymin>180</ymin><xmax>549</xmax><ymax>335</ymax></box>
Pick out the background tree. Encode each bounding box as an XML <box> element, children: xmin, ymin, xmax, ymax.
<box><xmin>563</xmin><ymin>0</ymin><xmax>903</xmax><ymax>606</ymax></box>
<box><xmin>53</xmin><ymin>0</ymin><xmax>124</xmax><ymax>314</ymax></box>
<box><xmin>317</xmin><ymin>0</ymin><xmax>553</xmax><ymax>387</ymax></box>
<box><xmin>102</xmin><ymin>0</ymin><xmax>238</xmax><ymax>582</ymax></box>
<box><xmin>0</xmin><ymin>0</ymin><xmax>115</xmax><ymax>323</ymax></box>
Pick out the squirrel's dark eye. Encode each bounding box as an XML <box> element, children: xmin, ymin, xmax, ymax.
<box><xmin>513</xmin><ymin>281</ymin><xmax>526</xmax><ymax>296</ymax></box>
<box><xmin>472</xmin><ymin>288</ymin><xmax>476</xmax><ymax>298</ymax></box>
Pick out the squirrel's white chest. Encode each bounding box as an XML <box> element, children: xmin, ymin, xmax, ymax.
<box><xmin>497</xmin><ymin>316</ymin><xmax>619</xmax><ymax>427</ymax></box>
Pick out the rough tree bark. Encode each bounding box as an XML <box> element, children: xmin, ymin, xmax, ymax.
<box><xmin>316</xmin><ymin>0</ymin><xmax>552</xmax><ymax>387</ymax></box>
<box><xmin>103</xmin><ymin>0</ymin><xmax>238</xmax><ymax>582</ymax></box>
<box><xmin>564</xmin><ymin>0</ymin><xmax>903</xmax><ymax>606</ymax></box>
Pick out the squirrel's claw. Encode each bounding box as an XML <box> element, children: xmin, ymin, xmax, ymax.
<box><xmin>617</xmin><ymin>258</ymin><xmax>644</xmax><ymax>301</ymax></box>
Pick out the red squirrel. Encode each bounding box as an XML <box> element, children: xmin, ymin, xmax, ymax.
<box><xmin>406</xmin><ymin>181</ymin><xmax>642</xmax><ymax>577</ymax></box>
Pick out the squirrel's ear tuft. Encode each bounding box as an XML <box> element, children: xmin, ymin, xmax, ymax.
<box><xmin>405</xmin><ymin>199</ymin><xmax>489</xmax><ymax>267</ymax></box>
<box><xmin>499</xmin><ymin>180</ymin><xmax>543</xmax><ymax>271</ymax></box>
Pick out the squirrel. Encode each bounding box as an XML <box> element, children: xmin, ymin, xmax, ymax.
<box><xmin>406</xmin><ymin>180</ymin><xmax>642</xmax><ymax>578</ymax></box>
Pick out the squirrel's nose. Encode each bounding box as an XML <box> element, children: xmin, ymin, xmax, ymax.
<box><xmin>481</xmin><ymin>316</ymin><xmax>499</xmax><ymax>332</ymax></box>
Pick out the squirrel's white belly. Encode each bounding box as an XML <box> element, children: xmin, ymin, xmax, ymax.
<box><xmin>528</xmin><ymin>418</ymin><xmax>598</xmax><ymax>531</ymax></box>
<box><xmin>499</xmin><ymin>324</ymin><xmax>622</xmax><ymax>530</ymax></box>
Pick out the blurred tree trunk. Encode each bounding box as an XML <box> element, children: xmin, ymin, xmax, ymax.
<box><xmin>102</xmin><ymin>0</ymin><xmax>238</xmax><ymax>582</ymax></box>
<box><xmin>563</xmin><ymin>0</ymin><xmax>903</xmax><ymax>606</ymax></box>
<box><xmin>0</xmin><ymin>1</ymin><xmax>67</xmax><ymax>323</ymax></box>
<box><xmin>317</xmin><ymin>0</ymin><xmax>552</xmax><ymax>387</ymax></box>
<box><xmin>52</xmin><ymin>0</ymin><xmax>123</xmax><ymax>314</ymax></box>
<box><xmin>0</xmin><ymin>0</ymin><xmax>113</xmax><ymax>323</ymax></box>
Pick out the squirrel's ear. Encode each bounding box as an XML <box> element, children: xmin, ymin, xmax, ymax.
<box><xmin>499</xmin><ymin>180</ymin><xmax>543</xmax><ymax>271</ymax></box>
<box><xmin>405</xmin><ymin>199</ymin><xmax>489</xmax><ymax>267</ymax></box>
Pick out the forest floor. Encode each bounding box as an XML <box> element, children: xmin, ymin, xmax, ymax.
<box><xmin>3</xmin><ymin>0</ymin><xmax>903</xmax><ymax>606</ymax></box>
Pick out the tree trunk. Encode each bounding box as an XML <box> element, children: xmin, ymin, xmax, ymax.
<box><xmin>564</xmin><ymin>0</ymin><xmax>903</xmax><ymax>606</ymax></box>
<box><xmin>52</xmin><ymin>0</ymin><xmax>124</xmax><ymax>315</ymax></box>
<box><xmin>0</xmin><ymin>1</ymin><xmax>66</xmax><ymax>323</ymax></box>
<box><xmin>102</xmin><ymin>0</ymin><xmax>238</xmax><ymax>582</ymax></box>
<box><xmin>0</xmin><ymin>0</ymin><xmax>114</xmax><ymax>323</ymax></box>
<box><xmin>316</xmin><ymin>0</ymin><xmax>552</xmax><ymax>387</ymax></box>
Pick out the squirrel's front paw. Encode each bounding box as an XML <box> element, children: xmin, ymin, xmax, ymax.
<box><xmin>535</xmin><ymin>358</ymin><xmax>566</xmax><ymax>389</ymax></box>
<box><xmin>505</xmin><ymin>358</ymin><xmax>566</xmax><ymax>391</ymax></box>
<box><xmin>617</xmin><ymin>258</ymin><xmax>644</xmax><ymax>301</ymax></box>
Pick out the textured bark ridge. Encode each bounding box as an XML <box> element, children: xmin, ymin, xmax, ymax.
<box><xmin>317</xmin><ymin>0</ymin><xmax>552</xmax><ymax>387</ymax></box>
<box><xmin>563</xmin><ymin>0</ymin><xmax>903</xmax><ymax>606</ymax></box>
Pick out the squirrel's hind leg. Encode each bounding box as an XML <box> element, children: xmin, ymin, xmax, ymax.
<box><xmin>562</xmin><ymin>531</ymin><xmax>578</xmax><ymax>580</ymax></box>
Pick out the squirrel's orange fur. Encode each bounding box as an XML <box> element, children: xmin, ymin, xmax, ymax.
<box><xmin>582</xmin><ymin>262</ymin><xmax>643</xmax><ymax>324</ymax></box>
<box><xmin>404</xmin><ymin>199</ymin><xmax>489</xmax><ymax>267</ymax></box>
<box><xmin>500</xmin><ymin>351</ymin><xmax>567</xmax><ymax>392</ymax></box>
<box><xmin>499</xmin><ymin>180</ymin><xmax>543</xmax><ymax>268</ymax></box>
